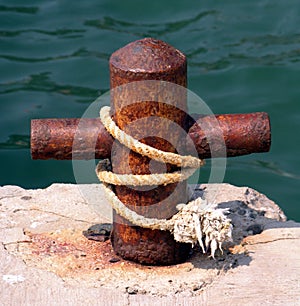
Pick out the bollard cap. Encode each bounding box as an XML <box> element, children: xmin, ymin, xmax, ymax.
<box><xmin>109</xmin><ymin>38</ymin><xmax>186</xmax><ymax>83</ymax></box>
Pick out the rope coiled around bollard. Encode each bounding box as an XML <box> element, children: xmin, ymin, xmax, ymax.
<box><xmin>96</xmin><ymin>106</ymin><xmax>232</xmax><ymax>258</ymax></box>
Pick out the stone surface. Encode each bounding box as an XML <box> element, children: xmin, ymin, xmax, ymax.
<box><xmin>0</xmin><ymin>183</ymin><xmax>299</xmax><ymax>305</ymax></box>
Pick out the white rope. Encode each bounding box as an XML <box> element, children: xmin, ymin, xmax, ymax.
<box><xmin>96</xmin><ymin>163</ymin><xmax>197</xmax><ymax>186</ymax></box>
<box><xmin>100</xmin><ymin>106</ymin><xmax>205</xmax><ymax>168</ymax></box>
<box><xmin>97</xmin><ymin>106</ymin><xmax>233</xmax><ymax>258</ymax></box>
<box><xmin>101</xmin><ymin>182</ymin><xmax>232</xmax><ymax>258</ymax></box>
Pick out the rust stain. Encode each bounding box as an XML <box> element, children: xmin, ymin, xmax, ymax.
<box><xmin>228</xmin><ymin>244</ymin><xmax>247</xmax><ymax>255</ymax></box>
<box><xmin>22</xmin><ymin>229</ymin><xmax>140</xmax><ymax>278</ymax></box>
<box><xmin>14</xmin><ymin>228</ymin><xmax>246</xmax><ymax>296</ymax></box>
<box><xmin>19</xmin><ymin>228</ymin><xmax>227</xmax><ymax>278</ymax></box>
<box><xmin>241</xmin><ymin>231</ymin><xmax>276</xmax><ymax>246</ymax></box>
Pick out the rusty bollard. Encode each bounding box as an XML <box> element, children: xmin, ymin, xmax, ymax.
<box><xmin>30</xmin><ymin>38</ymin><xmax>271</xmax><ymax>265</ymax></box>
<box><xmin>108</xmin><ymin>38</ymin><xmax>191</xmax><ymax>264</ymax></box>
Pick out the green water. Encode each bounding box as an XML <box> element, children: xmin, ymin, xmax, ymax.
<box><xmin>0</xmin><ymin>0</ymin><xmax>299</xmax><ymax>221</ymax></box>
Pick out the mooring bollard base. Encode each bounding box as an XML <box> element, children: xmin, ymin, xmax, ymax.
<box><xmin>111</xmin><ymin>220</ymin><xmax>191</xmax><ymax>265</ymax></box>
<box><xmin>1</xmin><ymin>183</ymin><xmax>299</xmax><ymax>305</ymax></box>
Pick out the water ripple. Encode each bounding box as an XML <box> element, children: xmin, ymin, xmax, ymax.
<box><xmin>0</xmin><ymin>5</ymin><xmax>38</xmax><ymax>14</ymax></box>
<box><xmin>234</xmin><ymin>160</ymin><xmax>300</xmax><ymax>180</ymax></box>
<box><xmin>0</xmin><ymin>72</ymin><xmax>105</xmax><ymax>100</ymax></box>
<box><xmin>187</xmin><ymin>30</ymin><xmax>300</xmax><ymax>71</ymax></box>
<box><xmin>188</xmin><ymin>46</ymin><xmax>300</xmax><ymax>71</ymax></box>
<box><xmin>0</xmin><ymin>47</ymin><xmax>109</xmax><ymax>63</ymax></box>
<box><xmin>84</xmin><ymin>10</ymin><xmax>217</xmax><ymax>37</ymax></box>
<box><xmin>0</xmin><ymin>135</ymin><xmax>30</xmax><ymax>150</ymax></box>
<box><xmin>0</xmin><ymin>28</ymin><xmax>85</xmax><ymax>39</ymax></box>
<box><xmin>228</xmin><ymin>33</ymin><xmax>300</xmax><ymax>48</ymax></box>
<box><xmin>255</xmin><ymin>160</ymin><xmax>300</xmax><ymax>180</ymax></box>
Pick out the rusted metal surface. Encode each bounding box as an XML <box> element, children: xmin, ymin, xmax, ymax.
<box><xmin>187</xmin><ymin>112</ymin><xmax>271</xmax><ymax>158</ymax></box>
<box><xmin>31</xmin><ymin>118</ymin><xmax>113</xmax><ymax>160</ymax></box>
<box><xmin>109</xmin><ymin>38</ymin><xmax>191</xmax><ymax>265</ymax></box>
<box><xmin>30</xmin><ymin>112</ymin><xmax>271</xmax><ymax>160</ymax></box>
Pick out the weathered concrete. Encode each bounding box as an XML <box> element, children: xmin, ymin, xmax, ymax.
<box><xmin>0</xmin><ymin>183</ymin><xmax>299</xmax><ymax>305</ymax></box>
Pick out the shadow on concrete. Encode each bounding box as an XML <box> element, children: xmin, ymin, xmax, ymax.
<box><xmin>187</xmin><ymin>244</ymin><xmax>252</xmax><ymax>271</ymax></box>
